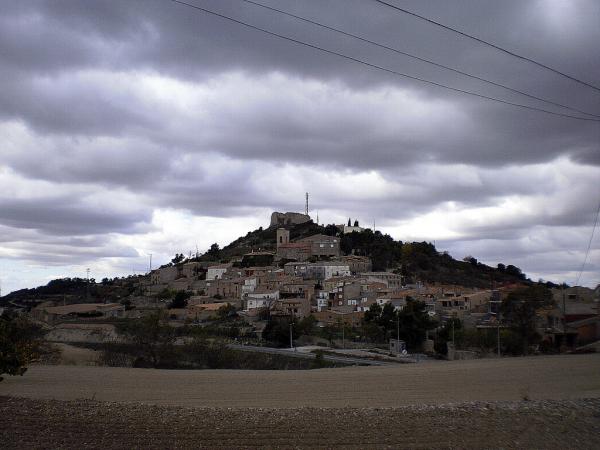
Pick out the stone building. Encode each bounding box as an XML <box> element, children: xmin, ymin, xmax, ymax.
<box><xmin>361</xmin><ymin>272</ymin><xmax>403</xmax><ymax>289</ymax></box>
<box><xmin>270</xmin><ymin>211</ymin><xmax>311</xmax><ymax>227</ymax></box>
<box><xmin>340</xmin><ymin>255</ymin><xmax>372</xmax><ymax>274</ymax></box>
<box><xmin>296</xmin><ymin>234</ymin><xmax>340</xmax><ymax>258</ymax></box>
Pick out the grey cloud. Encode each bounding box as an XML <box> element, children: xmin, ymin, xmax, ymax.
<box><xmin>1</xmin><ymin>0</ymin><xmax>599</xmax><ymax>290</ymax></box>
<box><xmin>0</xmin><ymin>197</ymin><xmax>152</xmax><ymax>236</ymax></box>
<box><xmin>1</xmin><ymin>0</ymin><xmax>598</xmax><ymax>173</ymax></box>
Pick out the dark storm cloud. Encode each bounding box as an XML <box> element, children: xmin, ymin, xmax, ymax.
<box><xmin>0</xmin><ymin>196</ymin><xmax>152</xmax><ymax>236</ymax></box>
<box><xmin>1</xmin><ymin>0</ymin><xmax>599</xmax><ymax>290</ymax></box>
<box><xmin>1</xmin><ymin>0</ymin><xmax>598</xmax><ymax>176</ymax></box>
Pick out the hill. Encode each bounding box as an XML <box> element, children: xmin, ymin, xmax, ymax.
<box><xmin>1</xmin><ymin>220</ymin><xmax>539</xmax><ymax>304</ymax></box>
<box><xmin>0</xmin><ymin>276</ymin><xmax>144</xmax><ymax>307</ymax></box>
<box><xmin>200</xmin><ymin>220</ymin><xmax>531</xmax><ymax>288</ymax></box>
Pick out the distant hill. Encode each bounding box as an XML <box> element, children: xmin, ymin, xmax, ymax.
<box><xmin>197</xmin><ymin>220</ymin><xmax>333</xmax><ymax>262</ymax></box>
<box><xmin>199</xmin><ymin>220</ymin><xmax>532</xmax><ymax>288</ymax></box>
<box><xmin>0</xmin><ymin>276</ymin><xmax>144</xmax><ymax>307</ymax></box>
<box><xmin>2</xmin><ymin>221</ymin><xmax>540</xmax><ymax>304</ymax></box>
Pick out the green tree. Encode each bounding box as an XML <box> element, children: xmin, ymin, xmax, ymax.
<box><xmin>363</xmin><ymin>303</ymin><xmax>382</xmax><ymax>323</ymax></box>
<box><xmin>171</xmin><ymin>253</ymin><xmax>185</xmax><ymax>264</ymax></box>
<box><xmin>296</xmin><ymin>315</ymin><xmax>317</xmax><ymax>336</ymax></box>
<box><xmin>207</xmin><ymin>243</ymin><xmax>221</xmax><ymax>260</ymax></box>
<box><xmin>434</xmin><ymin>318</ymin><xmax>462</xmax><ymax>355</ymax></box>
<box><xmin>0</xmin><ymin>313</ymin><xmax>44</xmax><ymax>381</ymax></box>
<box><xmin>216</xmin><ymin>303</ymin><xmax>237</xmax><ymax>320</ymax></box>
<box><xmin>501</xmin><ymin>285</ymin><xmax>554</xmax><ymax>354</ymax></box>
<box><xmin>361</xmin><ymin>321</ymin><xmax>385</xmax><ymax>343</ymax></box>
<box><xmin>169</xmin><ymin>290</ymin><xmax>190</xmax><ymax>309</ymax></box>
<box><xmin>262</xmin><ymin>316</ymin><xmax>316</xmax><ymax>347</ymax></box>
<box><xmin>262</xmin><ymin>317</ymin><xmax>292</xmax><ymax>347</ymax></box>
<box><xmin>157</xmin><ymin>288</ymin><xmax>175</xmax><ymax>301</ymax></box>
<box><xmin>116</xmin><ymin>312</ymin><xmax>175</xmax><ymax>367</ymax></box>
<box><xmin>395</xmin><ymin>300</ymin><xmax>436</xmax><ymax>349</ymax></box>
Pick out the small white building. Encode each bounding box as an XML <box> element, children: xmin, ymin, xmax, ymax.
<box><xmin>241</xmin><ymin>277</ymin><xmax>258</xmax><ymax>298</ymax></box>
<box><xmin>307</xmin><ymin>262</ymin><xmax>351</xmax><ymax>281</ymax></box>
<box><xmin>317</xmin><ymin>297</ymin><xmax>328</xmax><ymax>312</ymax></box>
<box><xmin>206</xmin><ymin>263</ymin><xmax>231</xmax><ymax>280</ymax></box>
<box><xmin>244</xmin><ymin>290</ymin><xmax>279</xmax><ymax>310</ymax></box>
<box><xmin>376</xmin><ymin>297</ymin><xmax>407</xmax><ymax>311</ymax></box>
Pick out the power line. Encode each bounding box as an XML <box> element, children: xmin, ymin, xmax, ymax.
<box><xmin>170</xmin><ymin>0</ymin><xmax>600</xmax><ymax>122</ymax></box>
<box><xmin>238</xmin><ymin>0</ymin><xmax>600</xmax><ymax>119</ymax></box>
<box><xmin>575</xmin><ymin>196</ymin><xmax>600</xmax><ymax>286</ymax></box>
<box><xmin>373</xmin><ymin>0</ymin><xmax>600</xmax><ymax>94</ymax></box>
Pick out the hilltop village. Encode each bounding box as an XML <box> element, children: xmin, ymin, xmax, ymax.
<box><xmin>8</xmin><ymin>211</ymin><xmax>600</xmax><ymax>358</ymax></box>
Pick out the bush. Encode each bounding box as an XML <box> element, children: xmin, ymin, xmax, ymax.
<box><xmin>0</xmin><ymin>313</ymin><xmax>45</xmax><ymax>381</ymax></box>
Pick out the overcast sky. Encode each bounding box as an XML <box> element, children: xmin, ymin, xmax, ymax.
<box><xmin>1</xmin><ymin>0</ymin><xmax>599</xmax><ymax>294</ymax></box>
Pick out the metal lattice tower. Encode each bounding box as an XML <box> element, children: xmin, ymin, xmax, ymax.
<box><xmin>305</xmin><ymin>192</ymin><xmax>309</xmax><ymax>216</ymax></box>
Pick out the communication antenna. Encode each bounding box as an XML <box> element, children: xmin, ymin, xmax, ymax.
<box><xmin>305</xmin><ymin>192</ymin><xmax>309</xmax><ymax>216</ymax></box>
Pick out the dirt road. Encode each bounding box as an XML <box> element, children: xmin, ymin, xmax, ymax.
<box><xmin>2</xmin><ymin>354</ymin><xmax>599</xmax><ymax>407</ymax></box>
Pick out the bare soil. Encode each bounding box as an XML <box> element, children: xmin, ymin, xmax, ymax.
<box><xmin>1</xmin><ymin>396</ymin><xmax>599</xmax><ymax>449</ymax></box>
<box><xmin>1</xmin><ymin>354</ymin><xmax>599</xmax><ymax>407</ymax></box>
<box><xmin>2</xmin><ymin>354</ymin><xmax>599</xmax><ymax>448</ymax></box>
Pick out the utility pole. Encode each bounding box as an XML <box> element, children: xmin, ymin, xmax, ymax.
<box><xmin>562</xmin><ymin>283</ymin><xmax>566</xmax><ymax>334</ymax></box>
<box><xmin>289</xmin><ymin>322</ymin><xmax>293</xmax><ymax>349</ymax></box>
<box><xmin>497</xmin><ymin>314</ymin><xmax>501</xmax><ymax>357</ymax></box>
<box><xmin>149</xmin><ymin>253</ymin><xmax>152</xmax><ymax>274</ymax></box>
<box><xmin>396</xmin><ymin>314</ymin><xmax>400</xmax><ymax>348</ymax></box>
<box><xmin>86</xmin><ymin>268</ymin><xmax>90</xmax><ymax>302</ymax></box>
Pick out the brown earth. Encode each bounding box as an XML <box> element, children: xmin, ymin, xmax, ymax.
<box><xmin>1</xmin><ymin>396</ymin><xmax>600</xmax><ymax>449</ymax></box>
<box><xmin>1</xmin><ymin>354</ymin><xmax>599</xmax><ymax>407</ymax></box>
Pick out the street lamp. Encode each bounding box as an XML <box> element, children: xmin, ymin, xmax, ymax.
<box><xmin>489</xmin><ymin>309</ymin><xmax>502</xmax><ymax>357</ymax></box>
<box><xmin>390</xmin><ymin>314</ymin><xmax>400</xmax><ymax>354</ymax></box>
<box><xmin>335</xmin><ymin>311</ymin><xmax>351</xmax><ymax>349</ymax></box>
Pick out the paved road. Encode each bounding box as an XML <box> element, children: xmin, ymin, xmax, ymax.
<box><xmin>2</xmin><ymin>354</ymin><xmax>599</xmax><ymax>408</ymax></box>
<box><xmin>228</xmin><ymin>344</ymin><xmax>397</xmax><ymax>366</ymax></box>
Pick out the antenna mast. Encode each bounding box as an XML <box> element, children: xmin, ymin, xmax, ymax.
<box><xmin>305</xmin><ymin>192</ymin><xmax>309</xmax><ymax>216</ymax></box>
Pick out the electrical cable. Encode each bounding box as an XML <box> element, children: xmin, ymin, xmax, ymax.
<box><xmin>373</xmin><ymin>0</ymin><xmax>600</xmax><ymax>94</ymax></box>
<box><xmin>575</xmin><ymin>196</ymin><xmax>600</xmax><ymax>286</ymax></box>
<box><xmin>170</xmin><ymin>0</ymin><xmax>600</xmax><ymax>122</ymax></box>
<box><xmin>238</xmin><ymin>0</ymin><xmax>600</xmax><ymax>119</ymax></box>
